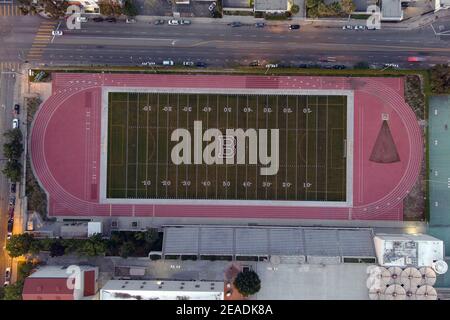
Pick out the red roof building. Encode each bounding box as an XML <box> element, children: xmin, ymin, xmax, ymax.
<box><xmin>22</xmin><ymin>265</ymin><xmax>98</xmax><ymax>300</ymax></box>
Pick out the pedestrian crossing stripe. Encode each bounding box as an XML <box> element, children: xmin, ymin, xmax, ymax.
<box><xmin>26</xmin><ymin>21</ymin><xmax>58</xmax><ymax>61</ymax></box>
<box><xmin>0</xmin><ymin>62</ymin><xmax>20</xmax><ymax>72</ymax></box>
<box><xmin>0</xmin><ymin>4</ymin><xmax>25</xmax><ymax>16</ymax></box>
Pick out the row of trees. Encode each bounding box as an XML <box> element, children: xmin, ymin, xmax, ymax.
<box><xmin>0</xmin><ymin>262</ymin><xmax>35</xmax><ymax>300</ymax></box>
<box><xmin>2</xmin><ymin>129</ymin><xmax>24</xmax><ymax>182</ymax></box>
<box><xmin>306</xmin><ymin>0</ymin><xmax>356</xmax><ymax>18</ymax></box>
<box><xmin>6</xmin><ymin>229</ymin><xmax>161</xmax><ymax>259</ymax></box>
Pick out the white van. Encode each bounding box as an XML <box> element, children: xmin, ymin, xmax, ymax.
<box><xmin>163</xmin><ymin>60</ymin><xmax>174</xmax><ymax>66</ymax></box>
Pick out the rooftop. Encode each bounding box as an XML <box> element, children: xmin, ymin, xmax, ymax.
<box><xmin>162</xmin><ymin>226</ymin><xmax>376</xmax><ymax>261</ymax></box>
<box><xmin>254</xmin><ymin>0</ymin><xmax>288</xmax><ymax>11</ymax></box>
<box><xmin>381</xmin><ymin>0</ymin><xmax>403</xmax><ymax>19</ymax></box>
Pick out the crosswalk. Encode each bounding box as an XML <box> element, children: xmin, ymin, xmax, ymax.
<box><xmin>0</xmin><ymin>4</ymin><xmax>25</xmax><ymax>16</ymax></box>
<box><xmin>27</xmin><ymin>21</ymin><xmax>57</xmax><ymax>61</ymax></box>
<box><xmin>0</xmin><ymin>62</ymin><xmax>20</xmax><ymax>72</ymax></box>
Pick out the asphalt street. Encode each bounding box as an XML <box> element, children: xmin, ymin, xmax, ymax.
<box><xmin>0</xmin><ymin>15</ymin><xmax>450</xmax><ymax>69</ymax></box>
<box><xmin>0</xmin><ymin>71</ymin><xmax>15</xmax><ymax>287</ymax></box>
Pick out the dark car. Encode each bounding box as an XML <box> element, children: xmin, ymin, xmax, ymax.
<box><xmin>10</xmin><ymin>183</ymin><xmax>16</xmax><ymax>194</ymax></box>
<box><xmin>333</xmin><ymin>65</ymin><xmax>347</xmax><ymax>69</ymax></box>
<box><xmin>105</xmin><ymin>17</ymin><xmax>117</xmax><ymax>23</ymax></box>
<box><xmin>7</xmin><ymin>220</ymin><xmax>13</xmax><ymax>233</ymax></box>
<box><xmin>255</xmin><ymin>22</ymin><xmax>265</xmax><ymax>28</ymax></box>
<box><xmin>153</xmin><ymin>19</ymin><xmax>165</xmax><ymax>25</ymax></box>
<box><xmin>14</xmin><ymin>104</ymin><xmax>20</xmax><ymax>114</ymax></box>
<box><xmin>289</xmin><ymin>24</ymin><xmax>300</xmax><ymax>30</ymax></box>
<box><xmin>249</xmin><ymin>60</ymin><xmax>260</xmax><ymax>67</ymax></box>
<box><xmin>196</xmin><ymin>62</ymin><xmax>207</xmax><ymax>68</ymax></box>
<box><xmin>298</xmin><ymin>63</ymin><xmax>308</xmax><ymax>68</ymax></box>
<box><xmin>93</xmin><ymin>17</ymin><xmax>104</xmax><ymax>22</ymax></box>
<box><xmin>228</xmin><ymin>22</ymin><xmax>242</xmax><ymax>27</ymax></box>
<box><xmin>8</xmin><ymin>206</ymin><xmax>14</xmax><ymax>220</ymax></box>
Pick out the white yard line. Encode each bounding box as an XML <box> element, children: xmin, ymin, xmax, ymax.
<box><xmin>135</xmin><ymin>94</ymin><xmax>139</xmax><ymax>198</ymax></box>
<box><xmin>125</xmin><ymin>93</ymin><xmax>129</xmax><ymax>198</ymax></box>
<box><xmin>145</xmin><ymin>94</ymin><xmax>149</xmax><ymax>199</ymax></box>
<box><xmin>155</xmin><ymin>93</ymin><xmax>159</xmax><ymax>198</ymax></box>
<box><xmin>295</xmin><ymin>96</ymin><xmax>299</xmax><ymax>200</ymax></box>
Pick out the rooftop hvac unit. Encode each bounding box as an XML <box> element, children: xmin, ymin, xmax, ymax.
<box><xmin>405</xmin><ymin>287</ymin><xmax>417</xmax><ymax>300</ymax></box>
<box><xmin>400</xmin><ymin>267</ymin><xmax>422</xmax><ymax>290</ymax></box>
<box><xmin>419</xmin><ymin>267</ymin><xmax>437</xmax><ymax>286</ymax></box>
<box><xmin>432</xmin><ymin>260</ymin><xmax>448</xmax><ymax>275</ymax></box>
<box><xmin>382</xmin><ymin>284</ymin><xmax>406</xmax><ymax>300</ymax></box>
<box><xmin>415</xmin><ymin>285</ymin><xmax>437</xmax><ymax>300</ymax></box>
<box><xmin>111</xmin><ymin>220</ymin><xmax>118</xmax><ymax>229</ymax></box>
<box><xmin>388</xmin><ymin>266</ymin><xmax>403</xmax><ymax>284</ymax></box>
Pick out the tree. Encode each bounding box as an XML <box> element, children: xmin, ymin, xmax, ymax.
<box><xmin>123</xmin><ymin>0</ymin><xmax>138</xmax><ymax>17</ymax></box>
<box><xmin>233</xmin><ymin>270</ymin><xmax>261</xmax><ymax>297</ymax></box>
<box><xmin>119</xmin><ymin>241</ymin><xmax>135</xmax><ymax>258</ymax></box>
<box><xmin>290</xmin><ymin>4</ymin><xmax>300</xmax><ymax>14</ymax></box>
<box><xmin>3</xmin><ymin>281</ymin><xmax>24</xmax><ymax>300</ymax></box>
<box><xmin>6</xmin><ymin>233</ymin><xmax>34</xmax><ymax>258</ymax></box>
<box><xmin>430</xmin><ymin>64</ymin><xmax>450</xmax><ymax>94</ymax></box>
<box><xmin>98</xmin><ymin>0</ymin><xmax>123</xmax><ymax>16</ymax></box>
<box><xmin>77</xmin><ymin>234</ymin><xmax>107</xmax><ymax>257</ymax></box>
<box><xmin>3</xmin><ymin>141</ymin><xmax>24</xmax><ymax>160</ymax></box>
<box><xmin>341</xmin><ymin>0</ymin><xmax>356</xmax><ymax>14</ymax></box>
<box><xmin>306</xmin><ymin>0</ymin><xmax>319</xmax><ymax>8</ymax></box>
<box><xmin>3</xmin><ymin>128</ymin><xmax>22</xmax><ymax>144</ymax></box>
<box><xmin>41</xmin><ymin>0</ymin><xmax>68</xmax><ymax>19</ymax></box>
<box><xmin>49</xmin><ymin>240</ymin><xmax>66</xmax><ymax>257</ymax></box>
<box><xmin>2</xmin><ymin>159</ymin><xmax>22</xmax><ymax>182</ymax></box>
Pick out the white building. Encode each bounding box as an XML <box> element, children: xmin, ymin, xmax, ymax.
<box><xmin>100</xmin><ymin>280</ymin><xmax>225</xmax><ymax>300</ymax></box>
<box><xmin>374</xmin><ymin>234</ymin><xmax>446</xmax><ymax>270</ymax></box>
<box><xmin>435</xmin><ymin>0</ymin><xmax>450</xmax><ymax>11</ymax></box>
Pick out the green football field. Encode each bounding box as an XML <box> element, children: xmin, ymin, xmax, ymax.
<box><xmin>106</xmin><ymin>91</ymin><xmax>347</xmax><ymax>201</ymax></box>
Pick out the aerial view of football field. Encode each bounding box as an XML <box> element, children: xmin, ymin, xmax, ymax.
<box><xmin>106</xmin><ymin>91</ymin><xmax>347</xmax><ymax>202</ymax></box>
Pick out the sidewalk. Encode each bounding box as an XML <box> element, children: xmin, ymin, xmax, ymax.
<box><xmin>135</xmin><ymin>7</ymin><xmax>450</xmax><ymax>31</ymax></box>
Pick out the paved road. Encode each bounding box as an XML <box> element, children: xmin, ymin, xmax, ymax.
<box><xmin>0</xmin><ymin>70</ymin><xmax>15</xmax><ymax>287</ymax></box>
<box><xmin>40</xmin><ymin>20</ymin><xmax>450</xmax><ymax>68</ymax></box>
<box><xmin>1</xmin><ymin>15</ymin><xmax>450</xmax><ymax>69</ymax></box>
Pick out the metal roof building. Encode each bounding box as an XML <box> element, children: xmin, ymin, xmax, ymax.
<box><xmin>162</xmin><ymin>226</ymin><xmax>376</xmax><ymax>264</ymax></box>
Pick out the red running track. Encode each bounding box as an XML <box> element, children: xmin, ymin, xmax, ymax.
<box><xmin>29</xmin><ymin>74</ymin><xmax>423</xmax><ymax>221</ymax></box>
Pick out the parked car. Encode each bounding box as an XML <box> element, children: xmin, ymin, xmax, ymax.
<box><xmin>105</xmin><ymin>17</ymin><xmax>117</xmax><ymax>23</ymax></box>
<box><xmin>51</xmin><ymin>30</ymin><xmax>63</xmax><ymax>36</ymax></box>
<box><xmin>249</xmin><ymin>60</ymin><xmax>260</xmax><ymax>67</ymax></box>
<box><xmin>289</xmin><ymin>24</ymin><xmax>300</xmax><ymax>30</ymax></box>
<box><xmin>9</xmin><ymin>196</ymin><xmax>15</xmax><ymax>206</ymax></box>
<box><xmin>298</xmin><ymin>63</ymin><xmax>308</xmax><ymax>68</ymax></box>
<box><xmin>10</xmin><ymin>183</ymin><xmax>16</xmax><ymax>194</ymax></box>
<box><xmin>14</xmin><ymin>104</ymin><xmax>20</xmax><ymax>115</ymax></box>
<box><xmin>163</xmin><ymin>60</ymin><xmax>174</xmax><ymax>66</ymax></box>
<box><xmin>126</xmin><ymin>18</ymin><xmax>136</xmax><ymax>24</ymax></box>
<box><xmin>342</xmin><ymin>25</ymin><xmax>353</xmax><ymax>30</ymax></box>
<box><xmin>255</xmin><ymin>22</ymin><xmax>265</xmax><ymax>28</ymax></box>
<box><xmin>5</xmin><ymin>268</ymin><xmax>11</xmax><ymax>281</ymax></box>
<box><xmin>195</xmin><ymin>61</ymin><xmax>207</xmax><ymax>68</ymax></box>
<box><xmin>355</xmin><ymin>25</ymin><xmax>366</xmax><ymax>30</ymax></box>
<box><xmin>8</xmin><ymin>207</ymin><xmax>14</xmax><ymax>220</ymax></box>
<box><xmin>93</xmin><ymin>17</ymin><xmax>104</xmax><ymax>22</ymax></box>
<box><xmin>142</xmin><ymin>61</ymin><xmax>156</xmax><ymax>66</ymax></box>
<box><xmin>7</xmin><ymin>219</ymin><xmax>13</xmax><ymax>233</ymax></box>
<box><xmin>333</xmin><ymin>65</ymin><xmax>347</xmax><ymax>69</ymax></box>
<box><xmin>12</xmin><ymin>118</ymin><xmax>19</xmax><ymax>129</ymax></box>
<box><xmin>183</xmin><ymin>61</ymin><xmax>194</xmax><ymax>66</ymax></box>
<box><xmin>384</xmin><ymin>63</ymin><xmax>399</xmax><ymax>69</ymax></box>
<box><xmin>76</xmin><ymin>16</ymin><xmax>88</xmax><ymax>23</ymax></box>
<box><xmin>153</xmin><ymin>19</ymin><xmax>165</xmax><ymax>25</ymax></box>
<box><xmin>265</xmin><ymin>63</ymin><xmax>278</xmax><ymax>68</ymax></box>
<box><xmin>168</xmin><ymin>19</ymin><xmax>180</xmax><ymax>25</ymax></box>
<box><xmin>180</xmin><ymin>19</ymin><xmax>191</xmax><ymax>25</ymax></box>
<box><xmin>7</xmin><ymin>232</ymin><xmax>12</xmax><ymax>240</ymax></box>
<box><xmin>208</xmin><ymin>2</ymin><xmax>217</xmax><ymax>11</ymax></box>
<box><xmin>228</xmin><ymin>22</ymin><xmax>242</xmax><ymax>27</ymax></box>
